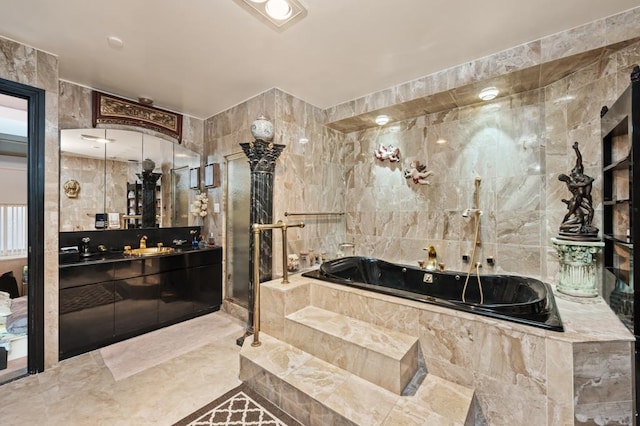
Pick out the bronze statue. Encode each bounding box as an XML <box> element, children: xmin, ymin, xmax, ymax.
<box><xmin>557</xmin><ymin>142</ymin><xmax>599</xmax><ymax>241</ymax></box>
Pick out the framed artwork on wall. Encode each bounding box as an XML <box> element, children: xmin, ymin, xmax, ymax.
<box><xmin>92</xmin><ymin>91</ymin><xmax>183</xmax><ymax>142</ymax></box>
<box><xmin>189</xmin><ymin>167</ymin><xmax>200</xmax><ymax>189</ymax></box>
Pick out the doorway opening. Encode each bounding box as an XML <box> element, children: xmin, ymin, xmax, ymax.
<box><xmin>0</xmin><ymin>78</ymin><xmax>45</xmax><ymax>380</ymax></box>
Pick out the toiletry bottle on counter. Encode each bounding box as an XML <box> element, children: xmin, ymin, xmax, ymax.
<box><xmin>192</xmin><ymin>236</ymin><xmax>199</xmax><ymax>249</ymax></box>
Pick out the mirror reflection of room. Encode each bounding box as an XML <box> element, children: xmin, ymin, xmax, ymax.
<box><xmin>59</xmin><ymin>129</ymin><xmax>200</xmax><ymax>231</ymax></box>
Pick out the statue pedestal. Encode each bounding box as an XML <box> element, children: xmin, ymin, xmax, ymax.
<box><xmin>551</xmin><ymin>237</ymin><xmax>604</xmax><ymax>297</ymax></box>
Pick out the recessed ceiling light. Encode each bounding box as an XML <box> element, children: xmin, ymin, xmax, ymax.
<box><xmin>233</xmin><ymin>0</ymin><xmax>306</xmax><ymax>31</ymax></box>
<box><xmin>265</xmin><ymin>0</ymin><xmax>292</xmax><ymax>20</ymax></box>
<box><xmin>107</xmin><ymin>36</ymin><xmax>124</xmax><ymax>49</ymax></box>
<box><xmin>375</xmin><ymin>115</ymin><xmax>390</xmax><ymax>126</ymax></box>
<box><xmin>299</xmin><ymin>137</ymin><xmax>309</xmax><ymax>144</ymax></box>
<box><xmin>436</xmin><ymin>138</ymin><xmax>447</xmax><ymax>144</ymax></box>
<box><xmin>479</xmin><ymin>87</ymin><xmax>499</xmax><ymax>101</ymax></box>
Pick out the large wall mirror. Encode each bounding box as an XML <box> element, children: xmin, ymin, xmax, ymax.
<box><xmin>60</xmin><ymin>128</ymin><xmax>200</xmax><ymax>231</ymax></box>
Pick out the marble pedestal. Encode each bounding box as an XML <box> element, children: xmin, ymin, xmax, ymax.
<box><xmin>551</xmin><ymin>237</ymin><xmax>604</xmax><ymax>297</ymax></box>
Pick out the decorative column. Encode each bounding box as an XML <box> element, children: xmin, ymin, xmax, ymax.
<box><xmin>240</xmin><ymin>139</ymin><xmax>285</xmax><ymax>333</ymax></box>
<box><xmin>137</xmin><ymin>159</ymin><xmax>162</xmax><ymax>228</ymax></box>
<box><xmin>551</xmin><ymin>238</ymin><xmax>604</xmax><ymax>297</ymax></box>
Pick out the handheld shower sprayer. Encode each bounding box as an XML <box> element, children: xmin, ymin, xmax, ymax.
<box><xmin>462</xmin><ymin>177</ymin><xmax>484</xmax><ymax>304</ymax></box>
<box><xmin>462</xmin><ymin>177</ymin><xmax>483</xmax><ymax>218</ymax></box>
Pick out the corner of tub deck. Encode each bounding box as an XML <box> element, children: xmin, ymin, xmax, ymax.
<box><xmin>260</xmin><ymin>275</ymin><xmax>312</xmax><ymax>340</ymax></box>
<box><xmin>552</xmin><ymin>292</ymin><xmax>635</xmax><ymax>343</ymax></box>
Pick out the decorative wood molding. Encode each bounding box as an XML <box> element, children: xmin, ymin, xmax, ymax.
<box><xmin>92</xmin><ymin>91</ymin><xmax>183</xmax><ymax>142</ymax></box>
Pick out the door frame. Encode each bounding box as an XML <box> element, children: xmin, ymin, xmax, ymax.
<box><xmin>0</xmin><ymin>78</ymin><xmax>45</xmax><ymax>374</ymax></box>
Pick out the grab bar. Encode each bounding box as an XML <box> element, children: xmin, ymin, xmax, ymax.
<box><xmin>251</xmin><ymin>220</ymin><xmax>305</xmax><ymax>347</ymax></box>
<box><xmin>284</xmin><ymin>211</ymin><xmax>345</xmax><ymax>217</ymax></box>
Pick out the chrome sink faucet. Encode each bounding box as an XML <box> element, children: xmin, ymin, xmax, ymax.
<box><xmin>139</xmin><ymin>235</ymin><xmax>148</xmax><ymax>249</ymax></box>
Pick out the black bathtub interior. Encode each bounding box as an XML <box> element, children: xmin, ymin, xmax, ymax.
<box><xmin>302</xmin><ymin>256</ymin><xmax>563</xmax><ymax>332</ymax></box>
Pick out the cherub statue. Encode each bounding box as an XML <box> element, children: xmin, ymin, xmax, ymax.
<box><xmin>374</xmin><ymin>144</ymin><xmax>400</xmax><ymax>162</ymax></box>
<box><xmin>404</xmin><ymin>160</ymin><xmax>434</xmax><ymax>185</ymax></box>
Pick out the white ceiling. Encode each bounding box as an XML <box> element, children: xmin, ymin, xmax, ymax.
<box><xmin>0</xmin><ymin>0</ymin><xmax>638</xmax><ymax>119</ymax></box>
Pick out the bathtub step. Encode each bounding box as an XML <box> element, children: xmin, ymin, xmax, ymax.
<box><xmin>284</xmin><ymin>305</ymin><xmax>419</xmax><ymax>395</ymax></box>
<box><xmin>240</xmin><ymin>333</ymin><xmax>475</xmax><ymax>426</ymax></box>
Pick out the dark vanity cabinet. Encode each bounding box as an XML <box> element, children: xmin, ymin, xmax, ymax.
<box><xmin>59</xmin><ymin>263</ymin><xmax>116</xmax><ymax>357</ymax></box>
<box><xmin>59</xmin><ymin>247</ymin><xmax>222</xmax><ymax>360</ymax></box>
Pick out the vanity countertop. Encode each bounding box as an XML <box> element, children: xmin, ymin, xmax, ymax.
<box><xmin>59</xmin><ymin>245</ymin><xmax>222</xmax><ymax>267</ymax></box>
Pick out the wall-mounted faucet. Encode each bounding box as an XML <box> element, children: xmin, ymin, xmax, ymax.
<box><xmin>462</xmin><ymin>208</ymin><xmax>482</xmax><ymax>218</ymax></box>
<box><xmin>423</xmin><ymin>246</ymin><xmax>438</xmax><ymax>271</ymax></box>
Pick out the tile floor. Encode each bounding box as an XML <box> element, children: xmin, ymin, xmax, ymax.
<box><xmin>0</xmin><ymin>311</ymin><xmax>247</xmax><ymax>425</ymax></box>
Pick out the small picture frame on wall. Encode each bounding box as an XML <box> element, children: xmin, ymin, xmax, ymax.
<box><xmin>204</xmin><ymin>163</ymin><xmax>218</xmax><ymax>187</ymax></box>
<box><xmin>189</xmin><ymin>167</ymin><xmax>200</xmax><ymax>189</ymax></box>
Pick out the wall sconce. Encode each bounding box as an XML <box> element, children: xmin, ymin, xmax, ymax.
<box><xmin>189</xmin><ymin>167</ymin><xmax>200</xmax><ymax>189</ymax></box>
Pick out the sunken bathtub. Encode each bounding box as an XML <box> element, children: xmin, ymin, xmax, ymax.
<box><xmin>302</xmin><ymin>256</ymin><xmax>563</xmax><ymax>331</ymax></box>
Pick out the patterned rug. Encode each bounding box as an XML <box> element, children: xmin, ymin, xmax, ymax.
<box><xmin>173</xmin><ymin>384</ymin><xmax>302</xmax><ymax>426</ymax></box>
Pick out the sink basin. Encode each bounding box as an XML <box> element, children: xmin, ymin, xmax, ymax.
<box><xmin>125</xmin><ymin>247</ymin><xmax>175</xmax><ymax>257</ymax></box>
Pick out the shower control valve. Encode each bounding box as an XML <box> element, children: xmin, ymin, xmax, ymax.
<box><xmin>462</xmin><ymin>254</ymin><xmax>470</xmax><ymax>262</ymax></box>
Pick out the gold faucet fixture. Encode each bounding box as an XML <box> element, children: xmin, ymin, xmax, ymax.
<box><xmin>139</xmin><ymin>235</ymin><xmax>148</xmax><ymax>249</ymax></box>
<box><xmin>423</xmin><ymin>245</ymin><xmax>438</xmax><ymax>271</ymax></box>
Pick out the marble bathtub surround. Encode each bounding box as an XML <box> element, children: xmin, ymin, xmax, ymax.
<box><xmin>252</xmin><ymin>274</ymin><xmax>634</xmax><ymax>425</ymax></box>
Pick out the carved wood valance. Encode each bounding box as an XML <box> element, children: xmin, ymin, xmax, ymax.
<box><xmin>92</xmin><ymin>91</ymin><xmax>183</xmax><ymax>142</ymax></box>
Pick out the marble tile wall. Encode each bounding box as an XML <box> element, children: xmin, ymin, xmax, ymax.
<box><xmin>0</xmin><ymin>35</ymin><xmax>59</xmax><ymax>367</ymax></box>
<box><xmin>58</xmin><ymin>81</ymin><xmax>205</xmax><ymax>154</ymax></box>
<box><xmin>325</xmin><ymin>7</ymin><xmax>640</xmax><ymax>126</ymax></box>
<box><xmin>205</xmin><ymin>89</ymin><xmax>348</xmax><ymax>282</ymax></box>
<box><xmin>342</xmin><ymin>39</ymin><xmax>640</xmax><ymax>284</ymax></box>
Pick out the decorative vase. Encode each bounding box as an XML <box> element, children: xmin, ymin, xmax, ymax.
<box><xmin>142</xmin><ymin>158</ymin><xmax>155</xmax><ymax>172</ymax></box>
<box><xmin>251</xmin><ymin>115</ymin><xmax>274</xmax><ymax>141</ymax></box>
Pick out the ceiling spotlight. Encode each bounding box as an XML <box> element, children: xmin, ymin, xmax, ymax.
<box><xmin>436</xmin><ymin>138</ymin><xmax>447</xmax><ymax>144</ymax></box>
<box><xmin>107</xmin><ymin>36</ymin><xmax>124</xmax><ymax>49</ymax></box>
<box><xmin>479</xmin><ymin>87</ymin><xmax>499</xmax><ymax>101</ymax></box>
<box><xmin>265</xmin><ymin>0</ymin><xmax>292</xmax><ymax>20</ymax></box>
<box><xmin>299</xmin><ymin>137</ymin><xmax>309</xmax><ymax>144</ymax></box>
<box><xmin>234</xmin><ymin>0</ymin><xmax>306</xmax><ymax>31</ymax></box>
<box><xmin>375</xmin><ymin>115</ymin><xmax>390</xmax><ymax>126</ymax></box>
<box><xmin>138</xmin><ymin>97</ymin><xmax>153</xmax><ymax>105</ymax></box>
